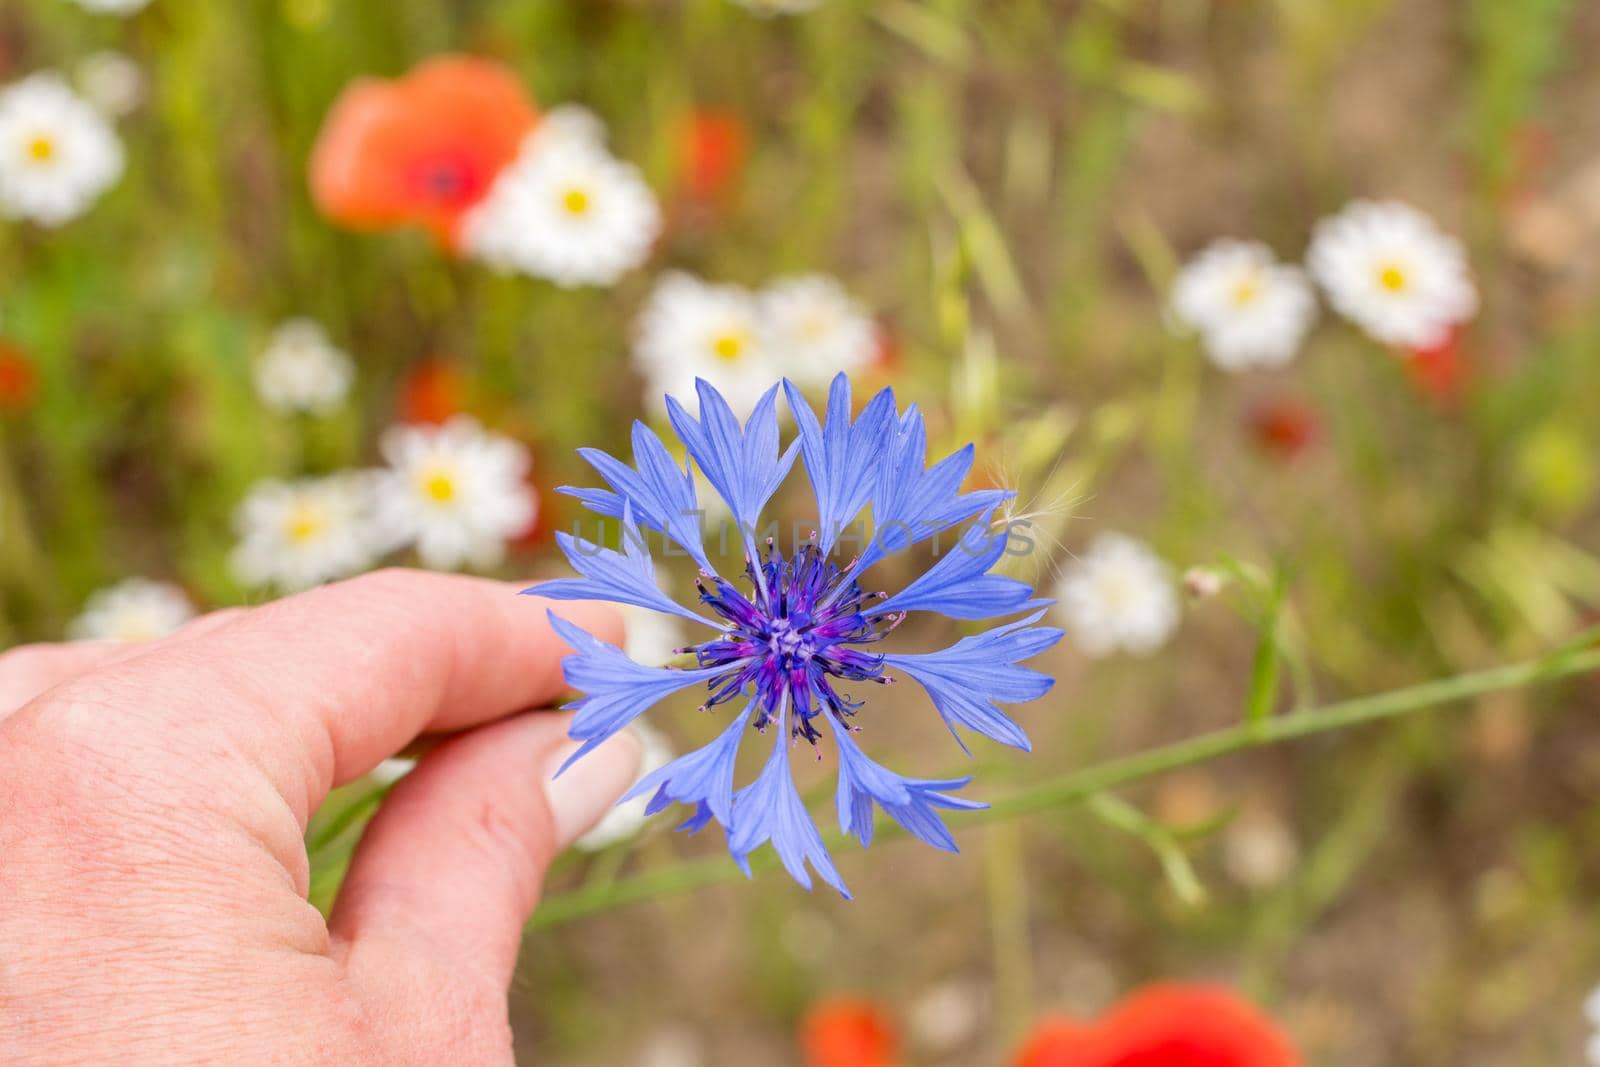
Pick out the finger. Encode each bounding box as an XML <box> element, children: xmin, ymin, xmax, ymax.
<box><xmin>331</xmin><ymin>713</ymin><xmax>640</xmax><ymax>987</ymax></box>
<box><xmin>0</xmin><ymin>608</ymin><xmax>252</xmax><ymax>714</ymax></box>
<box><xmin>170</xmin><ymin>606</ymin><xmax>250</xmax><ymax>641</ymax></box>
<box><xmin>21</xmin><ymin>569</ymin><xmax>623</xmax><ymax>827</ymax></box>
<box><xmin>0</xmin><ymin>643</ymin><xmax>126</xmax><ymax>712</ymax></box>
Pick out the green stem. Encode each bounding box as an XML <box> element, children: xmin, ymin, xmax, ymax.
<box><xmin>306</xmin><ymin>780</ymin><xmax>393</xmax><ymax>858</ymax></box>
<box><xmin>528</xmin><ymin>641</ymin><xmax>1600</xmax><ymax>930</ymax></box>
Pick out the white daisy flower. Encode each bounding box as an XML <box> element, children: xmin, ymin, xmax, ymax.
<box><xmin>1587</xmin><ymin>987</ymin><xmax>1600</xmax><ymax>1067</ymax></box>
<box><xmin>370</xmin><ymin>757</ymin><xmax>416</xmax><ymax>786</ymax></box>
<box><xmin>1307</xmin><ymin>200</ymin><xmax>1477</xmax><ymax>349</ymax></box>
<box><xmin>75</xmin><ymin>51</ymin><xmax>143</xmax><ymax>118</ymax></box>
<box><xmin>575</xmin><ymin>720</ymin><xmax>675</xmax><ymax>852</ymax></box>
<box><xmin>68</xmin><ymin>578</ymin><xmax>194</xmax><ymax>642</ymax></box>
<box><xmin>70</xmin><ymin>0</ymin><xmax>154</xmax><ymax>12</ymax></box>
<box><xmin>1222</xmin><ymin>806</ymin><xmax>1299</xmax><ymax>890</ymax></box>
<box><xmin>374</xmin><ymin>416</ymin><xmax>536</xmax><ymax>571</ymax></box>
<box><xmin>230</xmin><ymin>473</ymin><xmax>380</xmax><ymax>591</ymax></box>
<box><xmin>0</xmin><ymin>73</ymin><xmax>124</xmax><ymax>226</ymax></box>
<box><xmin>761</xmin><ymin>274</ymin><xmax>878</xmax><ymax>386</ymax></box>
<box><xmin>527</xmin><ymin>104</ymin><xmax>607</xmax><ymax>153</ymax></box>
<box><xmin>622</xmin><ymin>603</ymin><xmax>688</xmax><ymax>667</ymax></box>
<box><xmin>732</xmin><ymin>0</ymin><xmax>823</xmax><ymax>14</ymax></box>
<box><xmin>1170</xmin><ymin>240</ymin><xmax>1316</xmax><ymax>371</ymax></box>
<box><xmin>461</xmin><ymin>114</ymin><xmax>660</xmax><ymax>289</ymax></box>
<box><xmin>1054</xmin><ymin>532</ymin><xmax>1180</xmax><ymax>657</ymax></box>
<box><xmin>254</xmin><ymin>319</ymin><xmax>355</xmax><ymax>416</ymax></box>
<box><xmin>634</xmin><ymin>272</ymin><xmax>778</xmax><ymax>414</ymax></box>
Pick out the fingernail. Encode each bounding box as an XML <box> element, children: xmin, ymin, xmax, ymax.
<box><xmin>541</xmin><ymin>731</ymin><xmax>643</xmax><ymax>848</ymax></box>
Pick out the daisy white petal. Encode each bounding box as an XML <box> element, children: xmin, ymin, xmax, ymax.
<box><xmin>634</xmin><ymin>272</ymin><xmax>778</xmax><ymax>416</ymax></box>
<box><xmin>374</xmin><ymin>417</ymin><xmax>537</xmax><ymax>571</ymax></box>
<box><xmin>1171</xmin><ymin>240</ymin><xmax>1316</xmax><ymax>370</ymax></box>
<box><xmin>462</xmin><ymin>123</ymin><xmax>660</xmax><ymax>288</ymax></box>
<box><xmin>68</xmin><ymin>579</ymin><xmax>194</xmax><ymax>642</ymax></box>
<box><xmin>75</xmin><ymin>51</ymin><xmax>143</xmax><ymax>118</ymax></box>
<box><xmin>528</xmin><ymin>104</ymin><xmax>607</xmax><ymax>153</ymax></box>
<box><xmin>254</xmin><ymin>319</ymin><xmax>355</xmax><ymax>416</ymax></box>
<box><xmin>0</xmin><ymin>73</ymin><xmax>123</xmax><ymax>226</ymax></box>
<box><xmin>230</xmin><ymin>472</ymin><xmax>381</xmax><ymax>591</ymax></box>
<box><xmin>622</xmin><ymin>604</ymin><xmax>690</xmax><ymax>668</ymax></box>
<box><xmin>1307</xmin><ymin>200</ymin><xmax>1477</xmax><ymax>349</ymax></box>
<box><xmin>1054</xmin><ymin>532</ymin><xmax>1180</xmax><ymax>657</ymax></box>
<box><xmin>761</xmin><ymin>274</ymin><xmax>878</xmax><ymax>385</ymax></box>
<box><xmin>575</xmin><ymin>719</ymin><xmax>676</xmax><ymax>852</ymax></box>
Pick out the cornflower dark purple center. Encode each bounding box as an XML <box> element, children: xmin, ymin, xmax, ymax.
<box><xmin>687</xmin><ymin>541</ymin><xmax>901</xmax><ymax>745</ymax></box>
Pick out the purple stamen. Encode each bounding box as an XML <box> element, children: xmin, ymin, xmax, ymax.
<box><xmin>686</xmin><ymin>541</ymin><xmax>892</xmax><ymax>745</ymax></box>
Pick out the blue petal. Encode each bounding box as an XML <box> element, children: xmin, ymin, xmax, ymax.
<box><xmin>728</xmin><ymin>726</ymin><xmax>851</xmax><ymax>898</ymax></box>
<box><xmin>875</xmin><ymin>511</ymin><xmax>1033</xmax><ymax>620</ymax></box>
<box><xmin>667</xmin><ymin>379</ymin><xmax>799</xmax><ymax>534</ymax></box>
<box><xmin>782</xmin><ymin>374</ymin><xmax>896</xmax><ymax>557</ymax></box>
<box><xmin>624</xmin><ymin>701</ymin><xmax>756</xmax><ymax>828</ymax></box>
<box><xmin>547</xmin><ymin>612</ymin><xmax>721</xmax><ymax>773</ymax></box>
<box><xmin>555</xmin><ymin>486</ymin><xmax>645</xmax><ymax>527</ymax></box>
<box><xmin>560</xmin><ymin>421</ymin><xmax>711</xmax><ymax>572</ymax></box>
<box><xmin>861</xmin><ymin>405</ymin><xmax>1012</xmax><ymax>569</ymax></box>
<box><xmin>833</xmin><ymin>726</ymin><xmax>985</xmax><ymax>851</ymax></box>
<box><xmin>882</xmin><ymin>610</ymin><xmax>1062</xmax><ymax>754</ymax></box>
<box><xmin>523</xmin><ymin>504</ymin><xmax>716</xmax><ymax>628</ymax></box>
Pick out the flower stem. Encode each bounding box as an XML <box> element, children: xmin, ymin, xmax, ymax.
<box><xmin>527</xmin><ymin>638</ymin><xmax>1600</xmax><ymax>930</ymax></box>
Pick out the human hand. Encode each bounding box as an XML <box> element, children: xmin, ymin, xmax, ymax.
<box><xmin>0</xmin><ymin>570</ymin><xmax>640</xmax><ymax>1065</ymax></box>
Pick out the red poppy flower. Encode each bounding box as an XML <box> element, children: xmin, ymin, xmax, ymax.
<box><xmin>1013</xmin><ymin>984</ymin><xmax>1300</xmax><ymax>1067</ymax></box>
<box><xmin>676</xmin><ymin>108</ymin><xmax>748</xmax><ymax>205</ymax></box>
<box><xmin>309</xmin><ymin>55</ymin><xmax>538</xmax><ymax>248</ymax></box>
<box><xmin>398</xmin><ymin>358</ymin><xmax>469</xmax><ymax>425</ymax></box>
<box><xmin>800</xmin><ymin>998</ymin><xmax>900</xmax><ymax>1067</ymax></box>
<box><xmin>1403</xmin><ymin>325</ymin><xmax>1469</xmax><ymax>406</ymax></box>
<box><xmin>0</xmin><ymin>342</ymin><xmax>38</xmax><ymax>411</ymax></box>
<box><xmin>1247</xmin><ymin>397</ymin><xmax>1320</xmax><ymax>459</ymax></box>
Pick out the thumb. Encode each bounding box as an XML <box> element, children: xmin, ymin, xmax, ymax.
<box><xmin>328</xmin><ymin>711</ymin><xmax>641</xmax><ymax>988</ymax></box>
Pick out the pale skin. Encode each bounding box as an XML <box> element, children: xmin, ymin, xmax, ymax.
<box><xmin>0</xmin><ymin>570</ymin><xmax>641</xmax><ymax>1065</ymax></box>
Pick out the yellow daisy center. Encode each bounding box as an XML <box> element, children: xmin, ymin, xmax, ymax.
<box><xmin>562</xmin><ymin>187</ymin><xmax>591</xmax><ymax>216</ymax></box>
<box><xmin>1378</xmin><ymin>264</ymin><xmax>1408</xmax><ymax>292</ymax></box>
<box><xmin>711</xmin><ymin>332</ymin><xmax>747</xmax><ymax>362</ymax></box>
<box><xmin>1230</xmin><ymin>273</ymin><xmax>1263</xmax><ymax>307</ymax></box>
<box><xmin>1098</xmin><ymin>573</ymin><xmax>1138</xmax><ymax>612</ymax></box>
<box><xmin>285</xmin><ymin>504</ymin><xmax>328</xmax><ymax>545</ymax></box>
<box><xmin>798</xmin><ymin>314</ymin><xmax>830</xmax><ymax>340</ymax></box>
<box><xmin>26</xmin><ymin>135</ymin><xmax>56</xmax><ymax>164</ymax></box>
<box><xmin>115</xmin><ymin>618</ymin><xmax>160</xmax><ymax>642</ymax></box>
<box><xmin>421</xmin><ymin>469</ymin><xmax>458</xmax><ymax>504</ymax></box>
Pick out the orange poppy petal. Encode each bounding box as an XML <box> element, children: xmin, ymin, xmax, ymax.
<box><xmin>800</xmin><ymin>998</ymin><xmax>900</xmax><ymax>1067</ymax></box>
<box><xmin>309</xmin><ymin>54</ymin><xmax>538</xmax><ymax>246</ymax></box>
<box><xmin>1095</xmin><ymin>984</ymin><xmax>1301</xmax><ymax>1067</ymax></box>
<box><xmin>1013</xmin><ymin>1018</ymin><xmax>1099</xmax><ymax>1067</ymax></box>
<box><xmin>1012</xmin><ymin>985</ymin><xmax>1300</xmax><ymax>1067</ymax></box>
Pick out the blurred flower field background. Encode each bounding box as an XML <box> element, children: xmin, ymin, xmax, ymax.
<box><xmin>6</xmin><ymin>0</ymin><xmax>1600</xmax><ymax>1064</ymax></box>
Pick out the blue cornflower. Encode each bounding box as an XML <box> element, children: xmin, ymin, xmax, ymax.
<box><xmin>528</xmin><ymin>374</ymin><xmax>1062</xmax><ymax>897</ymax></box>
